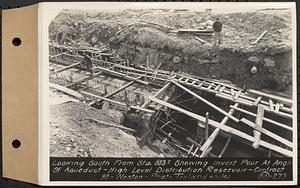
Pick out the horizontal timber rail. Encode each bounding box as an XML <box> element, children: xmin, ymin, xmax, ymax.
<box><xmin>49</xmin><ymin>43</ymin><xmax>294</xmax><ymax>158</ymax></box>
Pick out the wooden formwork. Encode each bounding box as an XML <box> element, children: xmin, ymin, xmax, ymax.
<box><xmin>48</xmin><ymin>43</ymin><xmax>294</xmax><ymax>158</ymax></box>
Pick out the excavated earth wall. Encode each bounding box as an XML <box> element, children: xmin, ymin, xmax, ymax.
<box><xmin>49</xmin><ymin>9</ymin><xmax>293</xmax><ymax>95</ymax></box>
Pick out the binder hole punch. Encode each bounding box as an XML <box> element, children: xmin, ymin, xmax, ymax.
<box><xmin>12</xmin><ymin>139</ymin><xmax>21</xmax><ymax>149</ymax></box>
<box><xmin>12</xmin><ymin>37</ymin><xmax>21</xmax><ymax>46</ymax></box>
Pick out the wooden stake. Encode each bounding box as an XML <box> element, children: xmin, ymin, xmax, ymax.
<box><xmin>205</xmin><ymin>112</ymin><xmax>209</xmax><ymax>140</ymax></box>
<box><xmin>218</xmin><ymin>135</ymin><xmax>232</xmax><ymax>158</ymax></box>
<box><xmin>252</xmin><ymin>105</ymin><xmax>264</xmax><ymax>149</ymax></box>
<box><xmin>87</xmin><ymin>118</ymin><xmax>136</xmax><ymax>132</ymax></box>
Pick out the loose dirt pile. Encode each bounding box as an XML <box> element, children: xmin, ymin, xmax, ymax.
<box><xmin>49</xmin><ymin>8</ymin><xmax>293</xmax><ymax>94</ymax></box>
<box><xmin>50</xmin><ymin>90</ymin><xmax>166</xmax><ymax>157</ymax></box>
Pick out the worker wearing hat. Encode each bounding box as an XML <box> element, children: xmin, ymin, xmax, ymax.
<box><xmin>212</xmin><ymin>17</ymin><xmax>223</xmax><ymax>45</ymax></box>
<box><xmin>82</xmin><ymin>52</ymin><xmax>93</xmax><ymax>75</ymax></box>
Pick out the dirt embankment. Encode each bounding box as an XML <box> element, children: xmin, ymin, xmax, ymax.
<box><xmin>50</xmin><ymin>90</ymin><xmax>166</xmax><ymax>157</ymax></box>
<box><xmin>49</xmin><ymin>9</ymin><xmax>293</xmax><ymax>95</ymax></box>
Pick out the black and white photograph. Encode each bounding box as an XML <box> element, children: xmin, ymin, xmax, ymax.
<box><xmin>42</xmin><ymin>2</ymin><xmax>297</xmax><ymax>185</ymax></box>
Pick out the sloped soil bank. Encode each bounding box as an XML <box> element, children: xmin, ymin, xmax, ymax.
<box><xmin>50</xmin><ymin>91</ymin><xmax>174</xmax><ymax>157</ymax></box>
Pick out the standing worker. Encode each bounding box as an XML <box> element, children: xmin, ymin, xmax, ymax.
<box><xmin>82</xmin><ymin>52</ymin><xmax>93</xmax><ymax>75</ymax></box>
<box><xmin>212</xmin><ymin>18</ymin><xmax>223</xmax><ymax>45</ymax></box>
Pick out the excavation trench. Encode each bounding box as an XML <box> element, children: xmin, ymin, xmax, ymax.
<box><xmin>50</xmin><ymin>63</ymin><xmax>291</xmax><ymax>158</ymax></box>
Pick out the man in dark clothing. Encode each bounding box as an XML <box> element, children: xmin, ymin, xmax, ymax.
<box><xmin>82</xmin><ymin>52</ymin><xmax>93</xmax><ymax>75</ymax></box>
<box><xmin>212</xmin><ymin>18</ymin><xmax>223</xmax><ymax>44</ymax></box>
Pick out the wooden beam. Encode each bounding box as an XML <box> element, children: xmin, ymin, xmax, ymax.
<box><xmin>217</xmin><ymin>92</ymin><xmax>292</xmax><ymax>119</ymax></box>
<box><xmin>51</xmin><ymin>62</ymin><xmax>81</xmax><ymax>75</ymax></box>
<box><xmin>230</xmin><ymin>105</ymin><xmax>293</xmax><ymax>131</ymax></box>
<box><xmin>194</xmin><ymin>36</ymin><xmax>208</xmax><ymax>43</ymax></box>
<box><xmin>81</xmin><ymin>91</ymin><xmax>155</xmax><ymax>114</ymax></box>
<box><xmin>218</xmin><ymin>135</ymin><xmax>232</xmax><ymax>158</ymax></box>
<box><xmin>205</xmin><ymin>112</ymin><xmax>209</xmax><ymax>140</ymax></box>
<box><xmin>253</xmin><ymin>96</ymin><xmax>262</xmax><ymax>105</ymax></box>
<box><xmin>96</xmin><ymin>66</ymin><xmax>149</xmax><ymax>85</ymax></box>
<box><xmin>247</xmin><ymin>89</ymin><xmax>292</xmax><ymax>105</ymax></box>
<box><xmin>275</xmin><ymin>103</ymin><xmax>280</xmax><ymax>113</ymax></box>
<box><xmin>89</xmin><ymin>76</ymin><xmax>143</xmax><ymax>106</ymax></box>
<box><xmin>200</xmin><ymin>103</ymin><xmax>239</xmax><ymax>152</ymax></box>
<box><xmin>269</xmin><ymin>99</ymin><xmax>274</xmax><ymax>112</ymax></box>
<box><xmin>149</xmin><ymin>96</ymin><xmax>293</xmax><ymax>156</ymax></box>
<box><xmin>171</xmin><ymin>80</ymin><xmax>239</xmax><ymax>122</ymax></box>
<box><xmin>252</xmin><ymin>105</ymin><xmax>264</xmax><ymax>149</ymax></box>
<box><xmin>252</xmin><ymin>30</ymin><xmax>267</xmax><ymax>45</ymax></box>
<box><xmin>234</xmin><ymin>90</ymin><xmax>242</xmax><ymax>100</ymax></box>
<box><xmin>240</xmin><ymin>118</ymin><xmax>293</xmax><ymax>148</ymax></box>
<box><xmin>200</xmin><ymin>147</ymin><xmax>212</xmax><ymax>158</ymax></box>
<box><xmin>86</xmin><ymin>118</ymin><xmax>136</xmax><ymax>132</ymax></box>
<box><xmin>49</xmin><ymin>83</ymin><xmax>83</xmax><ymax>99</ymax></box>
<box><xmin>65</xmin><ymin>71</ymin><xmax>103</xmax><ymax>88</ymax></box>
<box><xmin>139</xmin><ymin>82</ymin><xmax>172</xmax><ymax>111</ymax></box>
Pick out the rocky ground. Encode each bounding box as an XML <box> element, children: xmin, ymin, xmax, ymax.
<box><xmin>50</xmin><ymin>8</ymin><xmax>293</xmax><ymax>95</ymax></box>
<box><xmin>50</xmin><ymin>89</ymin><xmax>178</xmax><ymax>157</ymax></box>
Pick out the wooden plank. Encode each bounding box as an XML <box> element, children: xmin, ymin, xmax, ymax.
<box><xmin>140</xmin><ymin>20</ymin><xmax>175</xmax><ymax>30</ymax></box>
<box><xmin>218</xmin><ymin>136</ymin><xmax>232</xmax><ymax>158</ymax></box>
<box><xmin>65</xmin><ymin>71</ymin><xmax>103</xmax><ymax>88</ymax></box>
<box><xmin>95</xmin><ymin>66</ymin><xmax>149</xmax><ymax>85</ymax></box>
<box><xmin>253</xmin><ymin>96</ymin><xmax>262</xmax><ymax>105</ymax></box>
<box><xmin>234</xmin><ymin>90</ymin><xmax>242</xmax><ymax>100</ymax></box>
<box><xmin>216</xmin><ymin>92</ymin><xmax>255</xmax><ymax>106</ymax></box>
<box><xmin>51</xmin><ymin>62</ymin><xmax>81</xmax><ymax>75</ymax></box>
<box><xmin>184</xmin><ymin>78</ymin><xmax>190</xmax><ymax>83</ymax></box>
<box><xmin>252</xmin><ymin>30</ymin><xmax>267</xmax><ymax>45</ymax></box>
<box><xmin>205</xmin><ymin>112</ymin><xmax>209</xmax><ymax>140</ymax></box>
<box><xmin>231</xmin><ymin>88</ymin><xmax>235</xmax><ymax>96</ymax></box>
<box><xmin>269</xmin><ymin>99</ymin><xmax>274</xmax><ymax>112</ymax></box>
<box><xmin>149</xmin><ymin>97</ymin><xmax>293</xmax><ymax>156</ymax></box>
<box><xmin>191</xmin><ymin>80</ymin><xmax>197</xmax><ymax>85</ymax></box>
<box><xmin>186</xmin><ymin>137</ymin><xmax>202</xmax><ymax>148</ymax></box>
<box><xmin>206</xmin><ymin>83</ymin><xmax>214</xmax><ymax>90</ymax></box>
<box><xmin>200</xmin><ymin>147</ymin><xmax>212</xmax><ymax>158</ymax></box>
<box><xmin>219</xmin><ymin>86</ymin><xmax>226</xmax><ymax>93</ymax></box>
<box><xmin>214</xmin><ymin>85</ymin><xmax>221</xmax><ymax>91</ymax></box>
<box><xmin>194</xmin><ymin>36</ymin><xmax>208</xmax><ymax>43</ymax></box>
<box><xmin>252</xmin><ymin>105</ymin><xmax>264</xmax><ymax>149</ymax></box>
<box><xmin>81</xmin><ymin>91</ymin><xmax>155</xmax><ymax>114</ymax></box>
<box><xmin>275</xmin><ymin>103</ymin><xmax>280</xmax><ymax>113</ymax></box>
<box><xmin>90</xmin><ymin>76</ymin><xmax>143</xmax><ymax>105</ymax></box>
<box><xmin>230</xmin><ymin>105</ymin><xmax>293</xmax><ymax>131</ymax></box>
<box><xmin>171</xmin><ymin>80</ymin><xmax>239</xmax><ymax>122</ymax></box>
<box><xmin>139</xmin><ymin>82</ymin><xmax>172</xmax><ymax>111</ymax></box>
<box><xmin>218</xmin><ymin>93</ymin><xmax>292</xmax><ymax>119</ymax></box>
<box><xmin>49</xmin><ymin>83</ymin><xmax>83</xmax><ymax>99</ymax></box>
<box><xmin>247</xmin><ymin>89</ymin><xmax>292</xmax><ymax>105</ymax></box>
<box><xmin>240</xmin><ymin>118</ymin><xmax>293</xmax><ymax>148</ymax></box>
<box><xmin>86</xmin><ymin>118</ymin><xmax>136</xmax><ymax>132</ymax></box>
<box><xmin>200</xmin><ymin>103</ymin><xmax>239</xmax><ymax>152</ymax></box>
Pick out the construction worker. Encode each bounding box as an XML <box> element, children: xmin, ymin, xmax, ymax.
<box><xmin>82</xmin><ymin>52</ymin><xmax>93</xmax><ymax>75</ymax></box>
<box><xmin>212</xmin><ymin>18</ymin><xmax>223</xmax><ymax>44</ymax></box>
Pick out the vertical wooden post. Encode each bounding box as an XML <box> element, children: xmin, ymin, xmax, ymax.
<box><xmin>205</xmin><ymin>112</ymin><xmax>209</xmax><ymax>140</ymax></box>
<box><xmin>253</xmin><ymin>105</ymin><xmax>264</xmax><ymax>149</ymax></box>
